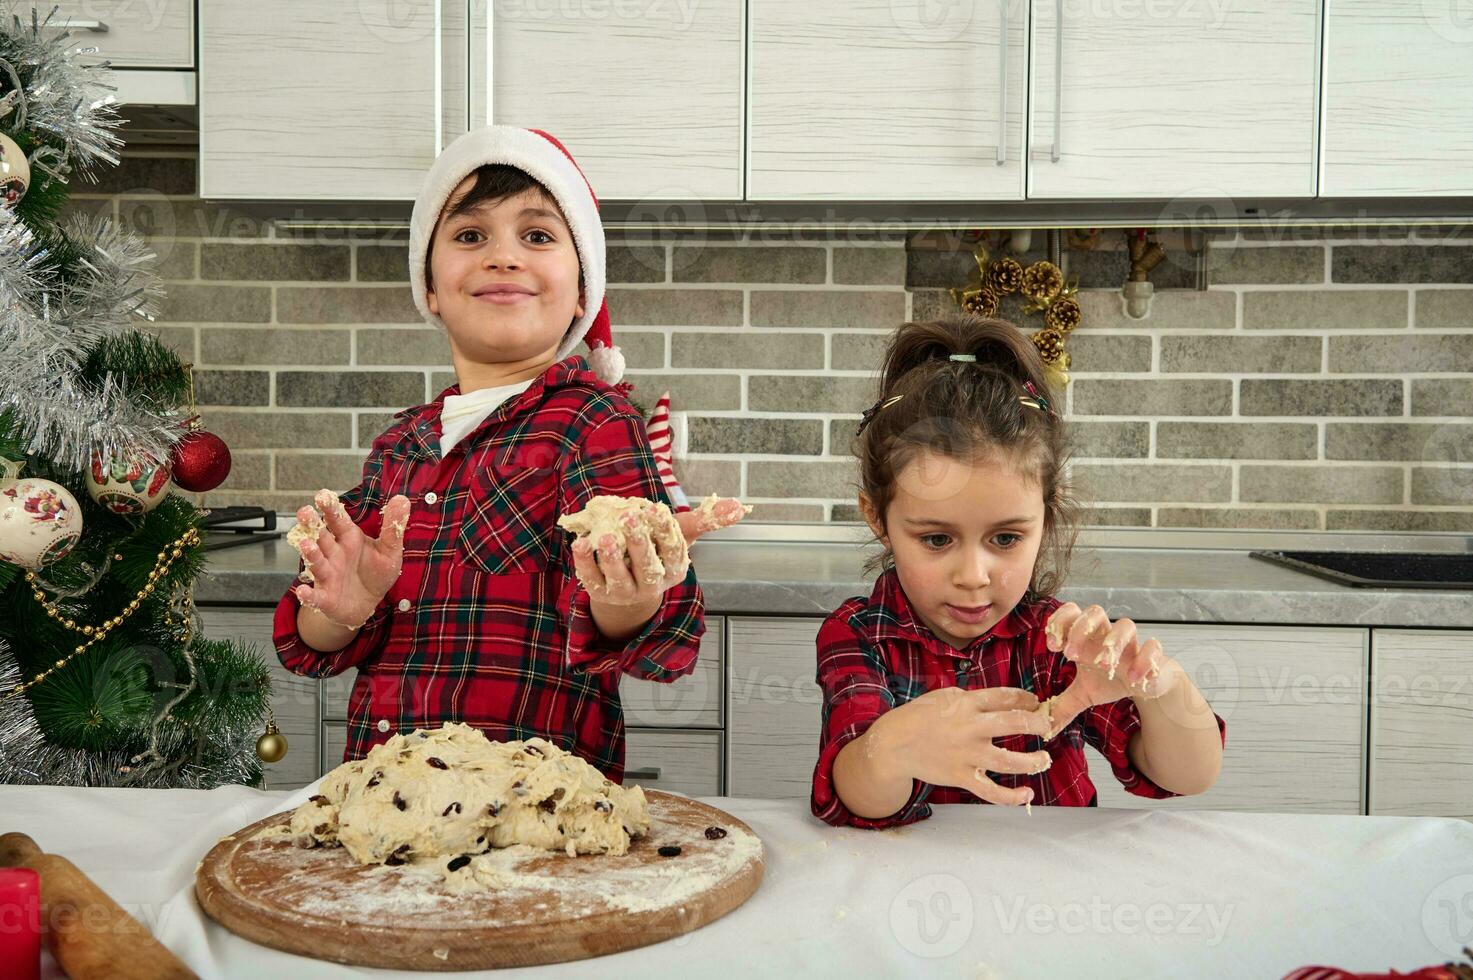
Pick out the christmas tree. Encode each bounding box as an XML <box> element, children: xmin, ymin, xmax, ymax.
<box><xmin>0</xmin><ymin>5</ymin><xmax>275</xmax><ymax>788</ymax></box>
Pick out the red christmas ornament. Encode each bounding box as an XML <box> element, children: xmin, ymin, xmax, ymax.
<box><xmin>171</xmin><ymin>428</ymin><xmax>231</xmax><ymax>492</ymax></box>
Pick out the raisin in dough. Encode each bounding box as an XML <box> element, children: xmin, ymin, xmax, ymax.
<box><xmin>557</xmin><ymin>495</ymin><xmax>688</xmax><ymax>585</ymax></box>
<box><xmin>290</xmin><ymin>723</ymin><xmax>650</xmax><ymax>867</ymax></box>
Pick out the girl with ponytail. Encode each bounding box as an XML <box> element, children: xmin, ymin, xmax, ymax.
<box><xmin>811</xmin><ymin>315</ymin><xmax>1225</xmax><ymax>828</ymax></box>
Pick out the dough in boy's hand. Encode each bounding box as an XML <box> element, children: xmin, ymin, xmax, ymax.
<box><xmin>285</xmin><ymin>488</ymin><xmax>339</xmax><ymax>583</ymax></box>
<box><xmin>557</xmin><ymin>495</ymin><xmax>687</xmax><ymax>586</ymax></box>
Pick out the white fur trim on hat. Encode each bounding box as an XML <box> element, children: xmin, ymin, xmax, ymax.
<box><xmin>408</xmin><ymin>126</ymin><xmax>606</xmax><ymax>366</ymax></box>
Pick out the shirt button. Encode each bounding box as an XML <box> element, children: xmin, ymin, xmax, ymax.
<box><xmin>377</xmin><ymin>719</ymin><xmax>391</xmax><ymax>733</ymax></box>
<box><xmin>423</xmin><ymin>491</ymin><xmax>438</xmax><ymax>505</ymax></box>
<box><xmin>397</xmin><ymin>598</ymin><xmax>411</xmax><ymax>612</ymax></box>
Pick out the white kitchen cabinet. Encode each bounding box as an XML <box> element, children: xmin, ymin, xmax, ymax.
<box><xmin>1028</xmin><ymin>0</ymin><xmax>1320</xmax><ymax>199</ymax></box>
<box><xmin>468</xmin><ymin>0</ymin><xmax>742</xmax><ymax>201</ymax></box>
<box><xmin>44</xmin><ymin>0</ymin><xmax>193</xmax><ymax>69</ymax></box>
<box><xmin>1088</xmin><ymin>624</ymin><xmax>1368</xmax><ymax>815</ymax></box>
<box><xmin>200</xmin><ymin>2</ymin><xmax>461</xmax><ymax>200</ymax></box>
<box><xmin>725</xmin><ymin>616</ymin><xmax>824</xmax><ymax>799</ymax></box>
<box><xmin>1369</xmin><ymin>629</ymin><xmax>1473</xmax><ymax>819</ymax></box>
<box><xmin>625</xmin><ymin>729</ymin><xmax>723</xmax><ymax>798</ymax></box>
<box><xmin>1321</xmin><ymin>0</ymin><xmax>1473</xmax><ymax>196</ymax></box>
<box><xmin>196</xmin><ymin>606</ymin><xmax>319</xmax><ymax>792</ymax></box>
<box><xmin>747</xmin><ymin>0</ymin><xmax>1026</xmax><ymax>201</ymax></box>
<box><xmin>621</xmin><ymin>616</ymin><xmax>724</xmax><ymax>729</ymax></box>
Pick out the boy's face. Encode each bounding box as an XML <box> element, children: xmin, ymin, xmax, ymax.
<box><xmin>862</xmin><ymin>449</ymin><xmax>1045</xmax><ymax>650</ymax></box>
<box><xmin>425</xmin><ymin>175</ymin><xmax>585</xmax><ymax>368</ymax></box>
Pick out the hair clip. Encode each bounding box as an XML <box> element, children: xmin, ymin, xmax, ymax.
<box><xmin>949</xmin><ymin>353</ymin><xmax>977</xmax><ymax>362</ymax></box>
<box><xmin>856</xmin><ymin>393</ymin><xmax>903</xmax><ymax>436</ymax></box>
<box><xmin>1019</xmin><ymin>379</ymin><xmax>1054</xmax><ymax>417</ymax></box>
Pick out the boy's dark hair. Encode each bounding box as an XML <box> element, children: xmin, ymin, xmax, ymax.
<box><xmin>423</xmin><ymin>163</ymin><xmax>584</xmax><ymax>292</ymax></box>
<box><xmin>852</xmin><ymin>314</ymin><xmax>1082</xmax><ymax>597</ymax></box>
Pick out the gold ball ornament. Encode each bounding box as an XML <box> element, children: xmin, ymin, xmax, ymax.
<box><xmin>0</xmin><ymin>132</ymin><xmax>29</xmax><ymax>206</ymax></box>
<box><xmin>256</xmin><ymin>723</ymin><xmax>288</xmax><ymax>764</ymax></box>
<box><xmin>963</xmin><ymin>287</ymin><xmax>999</xmax><ymax>318</ymax></box>
<box><xmin>1045</xmin><ymin>296</ymin><xmax>1083</xmax><ymax>333</ymax></box>
<box><xmin>986</xmin><ymin>256</ymin><xmax>1024</xmax><ymax>296</ymax></box>
<box><xmin>1021</xmin><ymin>261</ymin><xmax>1065</xmax><ymax>304</ymax></box>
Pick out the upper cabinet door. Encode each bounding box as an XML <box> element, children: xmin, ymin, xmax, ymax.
<box><xmin>200</xmin><ymin>3</ymin><xmax>461</xmax><ymax>200</ymax></box>
<box><xmin>469</xmin><ymin>1</ymin><xmax>743</xmax><ymax>202</ymax></box>
<box><xmin>1028</xmin><ymin>0</ymin><xmax>1320</xmax><ymax>200</ymax></box>
<box><xmin>748</xmin><ymin>0</ymin><xmax>1026</xmax><ymax>201</ymax></box>
<box><xmin>46</xmin><ymin>0</ymin><xmax>194</xmax><ymax>69</ymax></box>
<box><xmin>1322</xmin><ymin>0</ymin><xmax>1473</xmax><ymax>197</ymax></box>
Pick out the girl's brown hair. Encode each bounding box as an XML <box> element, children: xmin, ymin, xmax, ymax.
<box><xmin>852</xmin><ymin>315</ymin><xmax>1082</xmax><ymax>598</ymax></box>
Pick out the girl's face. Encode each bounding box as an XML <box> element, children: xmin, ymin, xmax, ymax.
<box><xmin>862</xmin><ymin>449</ymin><xmax>1046</xmax><ymax>650</ymax></box>
<box><xmin>425</xmin><ymin>176</ymin><xmax>585</xmax><ymax>368</ymax></box>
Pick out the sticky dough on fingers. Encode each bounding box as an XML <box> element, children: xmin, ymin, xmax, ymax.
<box><xmin>557</xmin><ymin>495</ymin><xmax>689</xmax><ymax>585</ymax></box>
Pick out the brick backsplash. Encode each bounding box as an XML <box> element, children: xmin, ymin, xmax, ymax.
<box><xmin>75</xmin><ymin>150</ymin><xmax>1473</xmax><ymax>530</ymax></box>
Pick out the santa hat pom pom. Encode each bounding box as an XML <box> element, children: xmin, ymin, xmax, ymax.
<box><xmin>589</xmin><ymin>342</ymin><xmax>625</xmax><ymax>387</ymax></box>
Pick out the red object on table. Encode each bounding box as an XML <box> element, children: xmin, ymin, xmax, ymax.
<box><xmin>0</xmin><ymin>867</ymin><xmax>42</xmax><ymax>980</ymax></box>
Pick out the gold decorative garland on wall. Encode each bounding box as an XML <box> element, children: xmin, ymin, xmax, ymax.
<box><xmin>948</xmin><ymin>243</ymin><xmax>1082</xmax><ymax>390</ymax></box>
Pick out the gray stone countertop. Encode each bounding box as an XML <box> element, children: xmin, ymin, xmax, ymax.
<box><xmin>195</xmin><ymin>524</ymin><xmax>1473</xmax><ymax>629</ymax></box>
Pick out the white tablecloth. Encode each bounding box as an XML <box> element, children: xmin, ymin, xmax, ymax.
<box><xmin>4</xmin><ymin>780</ymin><xmax>1471</xmax><ymax>979</ymax></box>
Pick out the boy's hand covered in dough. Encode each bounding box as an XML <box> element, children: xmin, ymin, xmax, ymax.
<box><xmin>560</xmin><ymin>496</ymin><xmax>691</xmax><ymax>607</ymax></box>
<box><xmin>288</xmin><ymin>489</ymin><xmax>411</xmax><ymax>628</ymax></box>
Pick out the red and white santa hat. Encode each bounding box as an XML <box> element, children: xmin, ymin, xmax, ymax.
<box><xmin>408</xmin><ymin>125</ymin><xmax>624</xmax><ymax>386</ymax></box>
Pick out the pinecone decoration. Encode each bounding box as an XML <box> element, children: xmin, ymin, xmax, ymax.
<box><xmin>1032</xmin><ymin>327</ymin><xmax>1066</xmax><ymax>363</ymax></box>
<box><xmin>1021</xmin><ymin>261</ymin><xmax>1065</xmax><ymax>304</ymax></box>
<box><xmin>1045</xmin><ymin>296</ymin><xmax>1082</xmax><ymax>333</ymax></box>
<box><xmin>962</xmin><ymin>287</ymin><xmax>999</xmax><ymax>318</ymax></box>
<box><xmin>986</xmin><ymin>256</ymin><xmax>1024</xmax><ymax>296</ymax></box>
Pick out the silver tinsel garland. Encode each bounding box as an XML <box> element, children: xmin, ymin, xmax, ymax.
<box><xmin>0</xmin><ymin>4</ymin><xmax>177</xmax><ymax>472</ymax></box>
<box><xmin>0</xmin><ymin>638</ymin><xmax>265</xmax><ymax>789</ymax></box>
<box><xmin>1</xmin><ymin>207</ymin><xmax>175</xmax><ymax>470</ymax></box>
<box><xmin>0</xmin><ymin>2</ymin><xmax>123</xmax><ymax>184</ymax></box>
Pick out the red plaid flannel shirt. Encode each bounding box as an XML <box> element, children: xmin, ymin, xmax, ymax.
<box><xmin>812</xmin><ymin>568</ymin><xmax>1227</xmax><ymax>828</ymax></box>
<box><xmin>272</xmin><ymin>356</ymin><xmax>704</xmax><ymax>780</ymax></box>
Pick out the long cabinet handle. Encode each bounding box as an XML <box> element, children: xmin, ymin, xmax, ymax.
<box><xmin>996</xmin><ymin>0</ymin><xmax>1008</xmax><ymax>166</ymax></box>
<box><xmin>625</xmin><ymin>767</ymin><xmax>662</xmax><ymax>781</ymax></box>
<box><xmin>1051</xmin><ymin>0</ymin><xmax>1063</xmax><ymax>163</ymax></box>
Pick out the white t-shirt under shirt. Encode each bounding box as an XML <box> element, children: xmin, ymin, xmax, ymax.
<box><xmin>436</xmin><ymin>377</ymin><xmax>537</xmax><ymax>456</ymax></box>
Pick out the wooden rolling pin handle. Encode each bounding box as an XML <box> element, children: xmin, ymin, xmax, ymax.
<box><xmin>0</xmin><ymin>833</ymin><xmax>197</xmax><ymax>980</ymax></box>
<box><xmin>0</xmin><ymin>832</ymin><xmax>42</xmax><ymax>868</ymax></box>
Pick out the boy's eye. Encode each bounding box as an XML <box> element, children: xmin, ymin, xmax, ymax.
<box><xmin>454</xmin><ymin>229</ymin><xmax>482</xmax><ymax>244</ymax></box>
<box><xmin>525</xmin><ymin>229</ymin><xmax>554</xmax><ymax>244</ymax></box>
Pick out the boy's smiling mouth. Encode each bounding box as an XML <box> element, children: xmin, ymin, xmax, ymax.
<box><xmin>473</xmin><ymin>282</ymin><xmax>538</xmax><ymax>304</ymax></box>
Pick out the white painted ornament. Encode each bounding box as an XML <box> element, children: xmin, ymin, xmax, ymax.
<box><xmin>0</xmin><ymin>459</ymin><xmax>83</xmax><ymax>569</ymax></box>
<box><xmin>87</xmin><ymin>451</ymin><xmax>172</xmax><ymax>515</ymax></box>
<box><xmin>0</xmin><ymin>132</ymin><xmax>29</xmax><ymax>206</ymax></box>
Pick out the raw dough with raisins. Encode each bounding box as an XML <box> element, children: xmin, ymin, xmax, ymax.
<box><xmin>290</xmin><ymin>723</ymin><xmax>649</xmax><ymax>868</ymax></box>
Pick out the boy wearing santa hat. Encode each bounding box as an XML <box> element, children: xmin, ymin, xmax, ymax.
<box><xmin>271</xmin><ymin>126</ymin><xmax>745</xmax><ymax>777</ymax></box>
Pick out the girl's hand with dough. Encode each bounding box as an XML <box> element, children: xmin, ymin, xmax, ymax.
<box><xmin>1041</xmin><ymin>602</ymin><xmax>1183</xmax><ymax>736</ymax></box>
<box><xmin>293</xmin><ymin>490</ymin><xmax>412</xmax><ymax>628</ymax></box>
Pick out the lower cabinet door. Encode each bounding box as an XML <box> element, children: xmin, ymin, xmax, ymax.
<box><xmin>1088</xmin><ymin>624</ymin><xmax>1368</xmax><ymax>815</ymax></box>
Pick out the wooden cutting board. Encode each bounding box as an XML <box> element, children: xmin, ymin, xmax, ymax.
<box><xmin>195</xmin><ymin>790</ymin><xmax>764</xmax><ymax>971</ymax></box>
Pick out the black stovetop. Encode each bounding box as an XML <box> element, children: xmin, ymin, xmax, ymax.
<box><xmin>1249</xmin><ymin>550</ymin><xmax>1473</xmax><ymax>590</ymax></box>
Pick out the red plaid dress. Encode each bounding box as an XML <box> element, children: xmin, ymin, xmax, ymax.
<box><xmin>812</xmin><ymin>568</ymin><xmax>1227</xmax><ymax>828</ymax></box>
<box><xmin>272</xmin><ymin>356</ymin><xmax>704</xmax><ymax>780</ymax></box>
